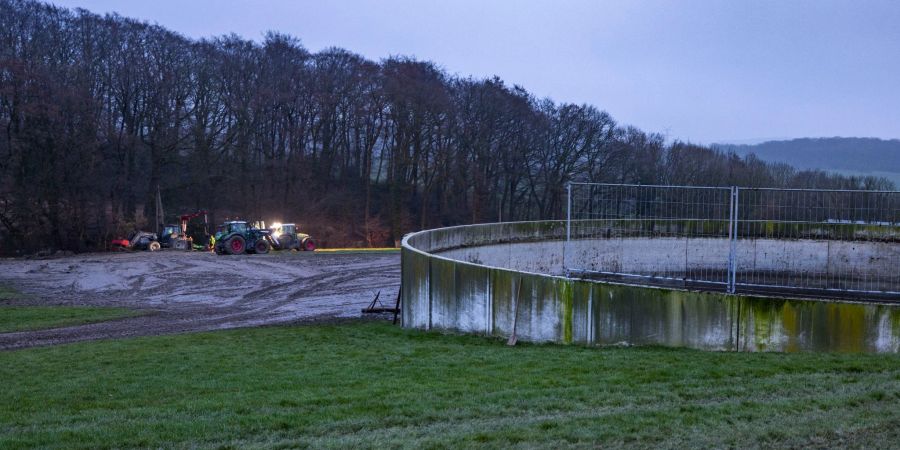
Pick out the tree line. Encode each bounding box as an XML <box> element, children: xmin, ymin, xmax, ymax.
<box><xmin>0</xmin><ymin>0</ymin><xmax>893</xmax><ymax>254</ymax></box>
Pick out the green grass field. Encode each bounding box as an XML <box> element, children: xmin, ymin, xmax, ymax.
<box><xmin>0</xmin><ymin>284</ymin><xmax>137</xmax><ymax>333</ymax></box>
<box><xmin>1</xmin><ymin>322</ymin><xmax>898</xmax><ymax>448</ymax></box>
<box><xmin>0</xmin><ymin>306</ymin><xmax>139</xmax><ymax>333</ymax></box>
<box><xmin>0</xmin><ymin>284</ymin><xmax>20</xmax><ymax>300</ymax></box>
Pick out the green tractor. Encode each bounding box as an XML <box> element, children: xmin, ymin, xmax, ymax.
<box><xmin>269</xmin><ymin>223</ymin><xmax>316</xmax><ymax>251</ymax></box>
<box><xmin>213</xmin><ymin>221</ymin><xmax>271</xmax><ymax>255</ymax></box>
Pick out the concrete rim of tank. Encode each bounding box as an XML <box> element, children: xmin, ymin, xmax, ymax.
<box><xmin>401</xmin><ymin>221</ymin><xmax>900</xmax><ymax>353</ymax></box>
<box><xmin>402</xmin><ymin>221</ymin><xmax>897</xmax><ymax>307</ymax></box>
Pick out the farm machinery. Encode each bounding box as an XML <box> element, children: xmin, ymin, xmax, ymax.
<box><xmin>268</xmin><ymin>223</ymin><xmax>316</xmax><ymax>251</ymax></box>
<box><xmin>111</xmin><ymin>230</ymin><xmax>161</xmax><ymax>251</ymax></box>
<box><xmin>213</xmin><ymin>221</ymin><xmax>271</xmax><ymax>255</ymax></box>
<box><xmin>159</xmin><ymin>211</ymin><xmax>210</xmax><ymax>251</ymax></box>
<box><xmin>213</xmin><ymin>220</ymin><xmax>316</xmax><ymax>255</ymax></box>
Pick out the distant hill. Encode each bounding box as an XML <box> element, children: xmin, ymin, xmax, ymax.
<box><xmin>714</xmin><ymin>137</ymin><xmax>900</xmax><ymax>185</ymax></box>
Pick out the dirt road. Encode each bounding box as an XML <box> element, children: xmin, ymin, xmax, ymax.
<box><xmin>0</xmin><ymin>251</ymin><xmax>400</xmax><ymax>350</ymax></box>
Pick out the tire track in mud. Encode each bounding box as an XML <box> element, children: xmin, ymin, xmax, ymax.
<box><xmin>224</xmin><ymin>264</ymin><xmax>400</xmax><ymax>326</ymax></box>
<box><xmin>0</xmin><ymin>251</ymin><xmax>400</xmax><ymax>350</ymax></box>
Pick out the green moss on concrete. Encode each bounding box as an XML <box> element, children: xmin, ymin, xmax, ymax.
<box><xmin>490</xmin><ymin>268</ymin><xmax>515</xmax><ymax>337</ymax></box>
<box><xmin>781</xmin><ymin>302</ymin><xmax>800</xmax><ymax>352</ymax></box>
<box><xmin>824</xmin><ymin>302</ymin><xmax>866</xmax><ymax>353</ymax></box>
<box><xmin>751</xmin><ymin>300</ymin><xmax>775</xmax><ymax>351</ymax></box>
<box><xmin>560</xmin><ymin>280</ymin><xmax>573</xmax><ymax>344</ymax></box>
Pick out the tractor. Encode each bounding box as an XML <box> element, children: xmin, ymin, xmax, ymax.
<box><xmin>158</xmin><ymin>224</ymin><xmax>188</xmax><ymax>250</ymax></box>
<box><xmin>213</xmin><ymin>221</ymin><xmax>271</xmax><ymax>255</ymax></box>
<box><xmin>159</xmin><ymin>211</ymin><xmax>210</xmax><ymax>251</ymax></box>
<box><xmin>111</xmin><ymin>230</ymin><xmax>161</xmax><ymax>251</ymax></box>
<box><xmin>268</xmin><ymin>223</ymin><xmax>316</xmax><ymax>251</ymax></box>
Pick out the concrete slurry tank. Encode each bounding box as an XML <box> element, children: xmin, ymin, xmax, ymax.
<box><xmin>400</xmin><ymin>221</ymin><xmax>900</xmax><ymax>352</ymax></box>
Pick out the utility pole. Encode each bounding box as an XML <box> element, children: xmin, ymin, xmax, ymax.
<box><xmin>155</xmin><ymin>185</ymin><xmax>164</xmax><ymax>233</ymax></box>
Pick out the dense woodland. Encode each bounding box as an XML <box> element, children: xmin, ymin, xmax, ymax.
<box><xmin>0</xmin><ymin>0</ymin><xmax>894</xmax><ymax>254</ymax></box>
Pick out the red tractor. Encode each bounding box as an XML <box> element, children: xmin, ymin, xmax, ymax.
<box><xmin>111</xmin><ymin>230</ymin><xmax>161</xmax><ymax>251</ymax></box>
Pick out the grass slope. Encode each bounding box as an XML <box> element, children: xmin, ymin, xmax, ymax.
<box><xmin>1</xmin><ymin>322</ymin><xmax>898</xmax><ymax>448</ymax></box>
<box><xmin>0</xmin><ymin>285</ymin><xmax>20</xmax><ymax>300</ymax></box>
<box><xmin>0</xmin><ymin>306</ymin><xmax>139</xmax><ymax>333</ymax></box>
<box><xmin>0</xmin><ymin>284</ymin><xmax>138</xmax><ymax>333</ymax></box>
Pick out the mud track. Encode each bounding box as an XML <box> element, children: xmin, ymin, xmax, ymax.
<box><xmin>0</xmin><ymin>251</ymin><xmax>399</xmax><ymax>350</ymax></box>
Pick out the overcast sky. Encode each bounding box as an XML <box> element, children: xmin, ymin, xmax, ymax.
<box><xmin>50</xmin><ymin>0</ymin><xmax>900</xmax><ymax>144</ymax></box>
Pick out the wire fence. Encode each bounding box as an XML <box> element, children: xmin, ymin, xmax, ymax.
<box><xmin>565</xmin><ymin>183</ymin><xmax>900</xmax><ymax>299</ymax></box>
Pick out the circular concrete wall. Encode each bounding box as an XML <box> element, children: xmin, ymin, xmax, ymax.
<box><xmin>401</xmin><ymin>221</ymin><xmax>900</xmax><ymax>352</ymax></box>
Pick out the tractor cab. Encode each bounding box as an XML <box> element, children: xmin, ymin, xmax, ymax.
<box><xmin>161</xmin><ymin>224</ymin><xmax>180</xmax><ymax>238</ymax></box>
<box><xmin>268</xmin><ymin>222</ymin><xmax>315</xmax><ymax>251</ymax></box>
<box><xmin>270</xmin><ymin>223</ymin><xmax>296</xmax><ymax>236</ymax></box>
<box><xmin>221</xmin><ymin>221</ymin><xmax>248</xmax><ymax>236</ymax></box>
<box><xmin>214</xmin><ymin>221</ymin><xmax>246</xmax><ymax>244</ymax></box>
<box><xmin>158</xmin><ymin>224</ymin><xmax>181</xmax><ymax>248</ymax></box>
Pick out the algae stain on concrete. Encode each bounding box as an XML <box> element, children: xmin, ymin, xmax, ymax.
<box><xmin>751</xmin><ymin>301</ymin><xmax>776</xmax><ymax>351</ymax></box>
<box><xmin>781</xmin><ymin>302</ymin><xmax>800</xmax><ymax>352</ymax></box>
<box><xmin>823</xmin><ymin>302</ymin><xmax>866</xmax><ymax>352</ymax></box>
<box><xmin>559</xmin><ymin>279</ymin><xmax>573</xmax><ymax>344</ymax></box>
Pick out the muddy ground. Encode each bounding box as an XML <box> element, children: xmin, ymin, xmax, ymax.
<box><xmin>0</xmin><ymin>251</ymin><xmax>400</xmax><ymax>350</ymax></box>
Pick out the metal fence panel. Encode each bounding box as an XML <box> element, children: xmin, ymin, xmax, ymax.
<box><xmin>565</xmin><ymin>183</ymin><xmax>733</xmax><ymax>289</ymax></box>
<box><xmin>734</xmin><ymin>188</ymin><xmax>900</xmax><ymax>296</ymax></box>
<box><xmin>566</xmin><ymin>183</ymin><xmax>900</xmax><ymax>299</ymax></box>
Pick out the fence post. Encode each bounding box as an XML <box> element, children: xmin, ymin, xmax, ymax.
<box><xmin>727</xmin><ymin>186</ymin><xmax>739</xmax><ymax>294</ymax></box>
<box><xmin>565</xmin><ymin>183</ymin><xmax>572</xmax><ymax>275</ymax></box>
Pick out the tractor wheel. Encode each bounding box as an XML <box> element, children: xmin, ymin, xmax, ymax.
<box><xmin>302</xmin><ymin>238</ymin><xmax>316</xmax><ymax>251</ymax></box>
<box><xmin>148</xmin><ymin>241</ymin><xmax>161</xmax><ymax>252</ymax></box>
<box><xmin>226</xmin><ymin>236</ymin><xmax>245</xmax><ymax>255</ymax></box>
<box><xmin>254</xmin><ymin>239</ymin><xmax>270</xmax><ymax>254</ymax></box>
